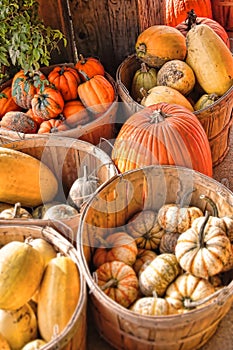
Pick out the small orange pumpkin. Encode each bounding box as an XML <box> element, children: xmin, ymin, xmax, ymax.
<box><xmin>0</xmin><ymin>86</ymin><xmax>22</xmax><ymax>118</ymax></box>
<box><xmin>62</xmin><ymin>100</ymin><xmax>91</xmax><ymax>127</ymax></box>
<box><xmin>48</xmin><ymin>65</ymin><xmax>81</xmax><ymax>101</ymax></box>
<box><xmin>37</xmin><ymin>119</ymin><xmax>69</xmax><ymax>134</ymax></box>
<box><xmin>75</xmin><ymin>54</ymin><xmax>105</xmax><ymax>81</ymax></box>
<box><xmin>11</xmin><ymin>70</ymin><xmax>47</xmax><ymax>109</ymax></box>
<box><xmin>77</xmin><ymin>74</ymin><xmax>115</xmax><ymax>116</ymax></box>
<box><xmin>31</xmin><ymin>86</ymin><xmax>64</xmax><ymax>120</ymax></box>
<box><xmin>26</xmin><ymin>108</ymin><xmax>44</xmax><ymax>126</ymax></box>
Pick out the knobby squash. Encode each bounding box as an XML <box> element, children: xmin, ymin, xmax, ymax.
<box><xmin>0</xmin><ymin>147</ymin><xmax>58</xmax><ymax>207</ymax></box>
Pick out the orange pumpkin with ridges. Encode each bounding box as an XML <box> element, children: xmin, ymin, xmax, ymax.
<box><xmin>62</xmin><ymin>100</ymin><xmax>91</xmax><ymax>127</ymax></box>
<box><xmin>75</xmin><ymin>54</ymin><xmax>105</xmax><ymax>81</ymax></box>
<box><xmin>31</xmin><ymin>86</ymin><xmax>64</xmax><ymax>120</ymax></box>
<box><xmin>0</xmin><ymin>86</ymin><xmax>22</xmax><ymax>118</ymax></box>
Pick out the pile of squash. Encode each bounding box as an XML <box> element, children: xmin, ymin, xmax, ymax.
<box><xmin>0</xmin><ymin>55</ymin><xmax>115</xmax><ymax>134</ymax></box>
<box><xmin>131</xmin><ymin>10</ymin><xmax>233</xmax><ymax>111</ymax></box>
<box><xmin>0</xmin><ymin>236</ymin><xmax>80</xmax><ymax>350</ymax></box>
<box><xmin>92</xmin><ymin>192</ymin><xmax>233</xmax><ymax>316</ymax></box>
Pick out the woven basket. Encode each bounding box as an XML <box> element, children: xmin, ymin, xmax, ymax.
<box><xmin>77</xmin><ymin>165</ymin><xmax>233</xmax><ymax>350</ymax></box>
<box><xmin>116</xmin><ymin>54</ymin><xmax>233</xmax><ymax>166</ymax></box>
<box><xmin>0</xmin><ymin>224</ymin><xmax>87</xmax><ymax>350</ymax></box>
<box><xmin>0</xmin><ymin>136</ymin><xmax>118</xmax><ymax>243</ymax></box>
<box><xmin>0</xmin><ymin>63</ymin><xmax>118</xmax><ymax>147</ymax></box>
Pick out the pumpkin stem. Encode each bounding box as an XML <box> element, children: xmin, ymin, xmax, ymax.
<box><xmin>185</xmin><ymin>9</ymin><xmax>197</xmax><ymax>30</ymax></box>
<box><xmin>94</xmin><ymin>235</ymin><xmax>109</xmax><ymax>248</ymax></box>
<box><xmin>199</xmin><ymin>211</ymin><xmax>210</xmax><ymax>248</ymax></box>
<box><xmin>78</xmin><ymin>69</ymin><xmax>90</xmax><ymax>81</ymax></box>
<box><xmin>183</xmin><ymin>287</ymin><xmax>225</xmax><ymax>309</ymax></box>
<box><xmin>140</xmin><ymin>62</ymin><xmax>149</xmax><ymax>73</ymax></box>
<box><xmin>78</xmin><ymin>54</ymin><xmax>86</xmax><ymax>64</ymax></box>
<box><xmin>100</xmin><ymin>278</ymin><xmax>118</xmax><ymax>290</ymax></box>
<box><xmin>199</xmin><ymin>195</ymin><xmax>219</xmax><ymax>217</ymax></box>
<box><xmin>13</xmin><ymin>202</ymin><xmax>22</xmax><ymax>218</ymax></box>
<box><xmin>137</xmin><ymin>43</ymin><xmax>146</xmax><ymax>54</ymax></box>
<box><xmin>180</xmin><ymin>188</ymin><xmax>196</xmax><ymax>208</ymax></box>
<box><xmin>149</xmin><ymin>110</ymin><xmax>165</xmax><ymax>124</ymax></box>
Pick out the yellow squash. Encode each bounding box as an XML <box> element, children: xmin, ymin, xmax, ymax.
<box><xmin>0</xmin><ymin>147</ymin><xmax>58</xmax><ymax>207</ymax></box>
<box><xmin>186</xmin><ymin>24</ymin><xmax>233</xmax><ymax>96</ymax></box>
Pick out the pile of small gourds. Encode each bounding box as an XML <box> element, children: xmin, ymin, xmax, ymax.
<box><xmin>131</xmin><ymin>10</ymin><xmax>233</xmax><ymax>111</ymax></box>
<box><xmin>92</xmin><ymin>192</ymin><xmax>233</xmax><ymax>316</ymax></box>
<box><xmin>0</xmin><ymin>54</ymin><xmax>115</xmax><ymax>134</ymax></box>
<box><xmin>0</xmin><ymin>236</ymin><xmax>80</xmax><ymax>350</ymax></box>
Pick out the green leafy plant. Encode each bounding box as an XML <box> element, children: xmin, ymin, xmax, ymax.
<box><xmin>0</xmin><ymin>0</ymin><xmax>67</xmax><ymax>82</ymax></box>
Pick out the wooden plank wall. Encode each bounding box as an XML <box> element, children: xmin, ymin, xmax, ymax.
<box><xmin>38</xmin><ymin>0</ymin><xmax>232</xmax><ymax>76</ymax></box>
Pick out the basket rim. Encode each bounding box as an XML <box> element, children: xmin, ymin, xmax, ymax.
<box><xmin>77</xmin><ymin>164</ymin><xmax>233</xmax><ymax>324</ymax></box>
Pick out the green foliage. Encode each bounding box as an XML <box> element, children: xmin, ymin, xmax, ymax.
<box><xmin>0</xmin><ymin>0</ymin><xmax>67</xmax><ymax>81</ymax></box>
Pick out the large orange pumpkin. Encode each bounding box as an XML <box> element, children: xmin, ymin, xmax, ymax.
<box><xmin>0</xmin><ymin>86</ymin><xmax>22</xmax><ymax>118</ymax></box>
<box><xmin>165</xmin><ymin>0</ymin><xmax>213</xmax><ymax>27</ymax></box>
<box><xmin>111</xmin><ymin>103</ymin><xmax>212</xmax><ymax>177</ymax></box>
<box><xmin>176</xmin><ymin>10</ymin><xmax>230</xmax><ymax>48</ymax></box>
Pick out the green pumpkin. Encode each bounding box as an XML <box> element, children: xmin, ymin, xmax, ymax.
<box><xmin>131</xmin><ymin>62</ymin><xmax>157</xmax><ymax>103</ymax></box>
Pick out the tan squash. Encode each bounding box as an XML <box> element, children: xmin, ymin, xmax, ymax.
<box><xmin>21</xmin><ymin>339</ymin><xmax>47</xmax><ymax>350</ymax></box>
<box><xmin>0</xmin><ymin>303</ymin><xmax>38</xmax><ymax>350</ymax></box>
<box><xmin>0</xmin><ymin>202</ymin><xmax>32</xmax><ymax>219</ymax></box>
<box><xmin>186</xmin><ymin>24</ymin><xmax>233</xmax><ymax>96</ymax></box>
<box><xmin>130</xmin><ymin>292</ymin><xmax>177</xmax><ymax>316</ymax></box>
<box><xmin>0</xmin><ymin>240</ymin><xmax>45</xmax><ymax>310</ymax></box>
<box><xmin>0</xmin><ymin>147</ymin><xmax>58</xmax><ymax>207</ymax></box>
<box><xmin>29</xmin><ymin>238</ymin><xmax>57</xmax><ymax>266</ymax></box>
<box><xmin>140</xmin><ymin>85</ymin><xmax>194</xmax><ymax>111</ymax></box>
<box><xmin>37</xmin><ymin>255</ymin><xmax>80</xmax><ymax>342</ymax></box>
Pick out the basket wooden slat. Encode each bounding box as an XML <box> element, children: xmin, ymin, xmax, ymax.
<box><xmin>77</xmin><ymin>165</ymin><xmax>233</xmax><ymax>350</ymax></box>
<box><xmin>0</xmin><ymin>224</ymin><xmax>87</xmax><ymax>350</ymax></box>
<box><xmin>0</xmin><ymin>64</ymin><xmax>119</xmax><ymax>147</ymax></box>
<box><xmin>116</xmin><ymin>54</ymin><xmax>233</xmax><ymax>167</ymax></box>
<box><xmin>0</xmin><ymin>136</ymin><xmax>118</xmax><ymax>243</ymax></box>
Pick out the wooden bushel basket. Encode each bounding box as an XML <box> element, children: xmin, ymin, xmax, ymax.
<box><xmin>0</xmin><ymin>224</ymin><xmax>87</xmax><ymax>350</ymax></box>
<box><xmin>0</xmin><ymin>64</ymin><xmax>119</xmax><ymax>147</ymax></box>
<box><xmin>0</xmin><ymin>136</ymin><xmax>118</xmax><ymax>243</ymax></box>
<box><xmin>116</xmin><ymin>54</ymin><xmax>233</xmax><ymax>167</ymax></box>
<box><xmin>77</xmin><ymin>165</ymin><xmax>233</xmax><ymax>350</ymax></box>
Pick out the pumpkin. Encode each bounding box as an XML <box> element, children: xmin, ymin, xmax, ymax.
<box><xmin>42</xmin><ymin>203</ymin><xmax>78</xmax><ymax>220</ymax></box>
<box><xmin>0</xmin><ymin>203</ymin><xmax>13</xmax><ymax>213</ymax></box>
<box><xmin>126</xmin><ymin>209</ymin><xmax>164</xmax><ymax>250</ymax></box>
<box><xmin>94</xmin><ymin>260</ymin><xmax>139</xmax><ymax>308</ymax></box>
<box><xmin>37</xmin><ymin>118</ymin><xmax>69</xmax><ymax>134</ymax></box>
<box><xmin>0</xmin><ymin>240</ymin><xmax>45</xmax><ymax>310</ymax></box>
<box><xmin>62</xmin><ymin>99</ymin><xmax>91</xmax><ymax>127</ymax></box>
<box><xmin>67</xmin><ymin>165</ymin><xmax>100</xmax><ymax>210</ymax></box>
<box><xmin>165</xmin><ymin>0</ymin><xmax>213</xmax><ymax>27</ymax></box>
<box><xmin>176</xmin><ymin>10</ymin><xmax>230</xmax><ymax>48</ymax></box>
<box><xmin>21</xmin><ymin>339</ymin><xmax>47</xmax><ymax>350</ymax></box>
<box><xmin>11</xmin><ymin>70</ymin><xmax>46</xmax><ymax>109</ymax></box>
<box><xmin>26</xmin><ymin>108</ymin><xmax>44</xmax><ymax>125</ymax></box>
<box><xmin>0</xmin><ymin>202</ymin><xmax>32</xmax><ymax>219</ymax></box>
<box><xmin>139</xmin><ymin>253</ymin><xmax>181</xmax><ymax>296</ymax></box>
<box><xmin>156</xmin><ymin>60</ymin><xmax>196</xmax><ymax>95</ymax></box>
<box><xmin>159</xmin><ymin>232</ymin><xmax>180</xmax><ymax>254</ymax></box>
<box><xmin>131</xmin><ymin>62</ymin><xmax>157</xmax><ymax>103</ymax></box>
<box><xmin>135</xmin><ymin>25</ymin><xmax>187</xmax><ymax>68</ymax></box>
<box><xmin>0</xmin><ymin>147</ymin><xmax>58</xmax><ymax>207</ymax></box>
<box><xmin>48</xmin><ymin>65</ymin><xmax>81</xmax><ymax>101</ymax></box>
<box><xmin>140</xmin><ymin>85</ymin><xmax>194</xmax><ymax>111</ymax></box>
<box><xmin>165</xmin><ymin>272</ymin><xmax>216</xmax><ymax>312</ymax></box>
<box><xmin>92</xmin><ymin>231</ymin><xmax>138</xmax><ymax>268</ymax></box>
<box><xmin>75</xmin><ymin>54</ymin><xmax>105</xmax><ymax>80</ymax></box>
<box><xmin>0</xmin><ymin>86</ymin><xmax>22</xmax><ymax>118</ymax></box>
<box><xmin>130</xmin><ymin>292</ymin><xmax>177</xmax><ymax>316</ymax></box>
<box><xmin>37</xmin><ymin>255</ymin><xmax>80</xmax><ymax>342</ymax></box>
<box><xmin>31</xmin><ymin>85</ymin><xmax>65</xmax><ymax>120</ymax></box>
<box><xmin>175</xmin><ymin>212</ymin><xmax>232</xmax><ymax>279</ymax></box>
<box><xmin>157</xmin><ymin>190</ymin><xmax>203</xmax><ymax>233</ymax></box>
<box><xmin>0</xmin><ymin>303</ymin><xmax>38</xmax><ymax>350</ymax></box>
<box><xmin>133</xmin><ymin>249</ymin><xmax>157</xmax><ymax>276</ymax></box>
<box><xmin>186</xmin><ymin>23</ymin><xmax>233</xmax><ymax>96</ymax></box>
<box><xmin>194</xmin><ymin>93</ymin><xmax>219</xmax><ymax>111</ymax></box>
<box><xmin>32</xmin><ymin>201</ymin><xmax>62</xmax><ymax>219</ymax></box>
<box><xmin>0</xmin><ymin>111</ymin><xmax>38</xmax><ymax>133</ymax></box>
<box><xmin>77</xmin><ymin>74</ymin><xmax>115</xmax><ymax>116</ymax></box>
<box><xmin>111</xmin><ymin>103</ymin><xmax>213</xmax><ymax>177</ymax></box>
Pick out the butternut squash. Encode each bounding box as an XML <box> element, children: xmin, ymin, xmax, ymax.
<box><xmin>0</xmin><ymin>147</ymin><xmax>58</xmax><ymax>207</ymax></box>
<box><xmin>37</xmin><ymin>255</ymin><xmax>80</xmax><ymax>341</ymax></box>
<box><xmin>186</xmin><ymin>24</ymin><xmax>233</xmax><ymax>96</ymax></box>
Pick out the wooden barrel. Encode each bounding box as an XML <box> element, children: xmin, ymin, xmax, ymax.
<box><xmin>0</xmin><ymin>224</ymin><xmax>87</xmax><ymax>350</ymax></box>
<box><xmin>0</xmin><ymin>64</ymin><xmax>119</xmax><ymax>147</ymax></box>
<box><xmin>116</xmin><ymin>54</ymin><xmax>233</xmax><ymax>166</ymax></box>
<box><xmin>0</xmin><ymin>136</ymin><xmax>118</xmax><ymax>243</ymax></box>
<box><xmin>77</xmin><ymin>165</ymin><xmax>233</xmax><ymax>350</ymax></box>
